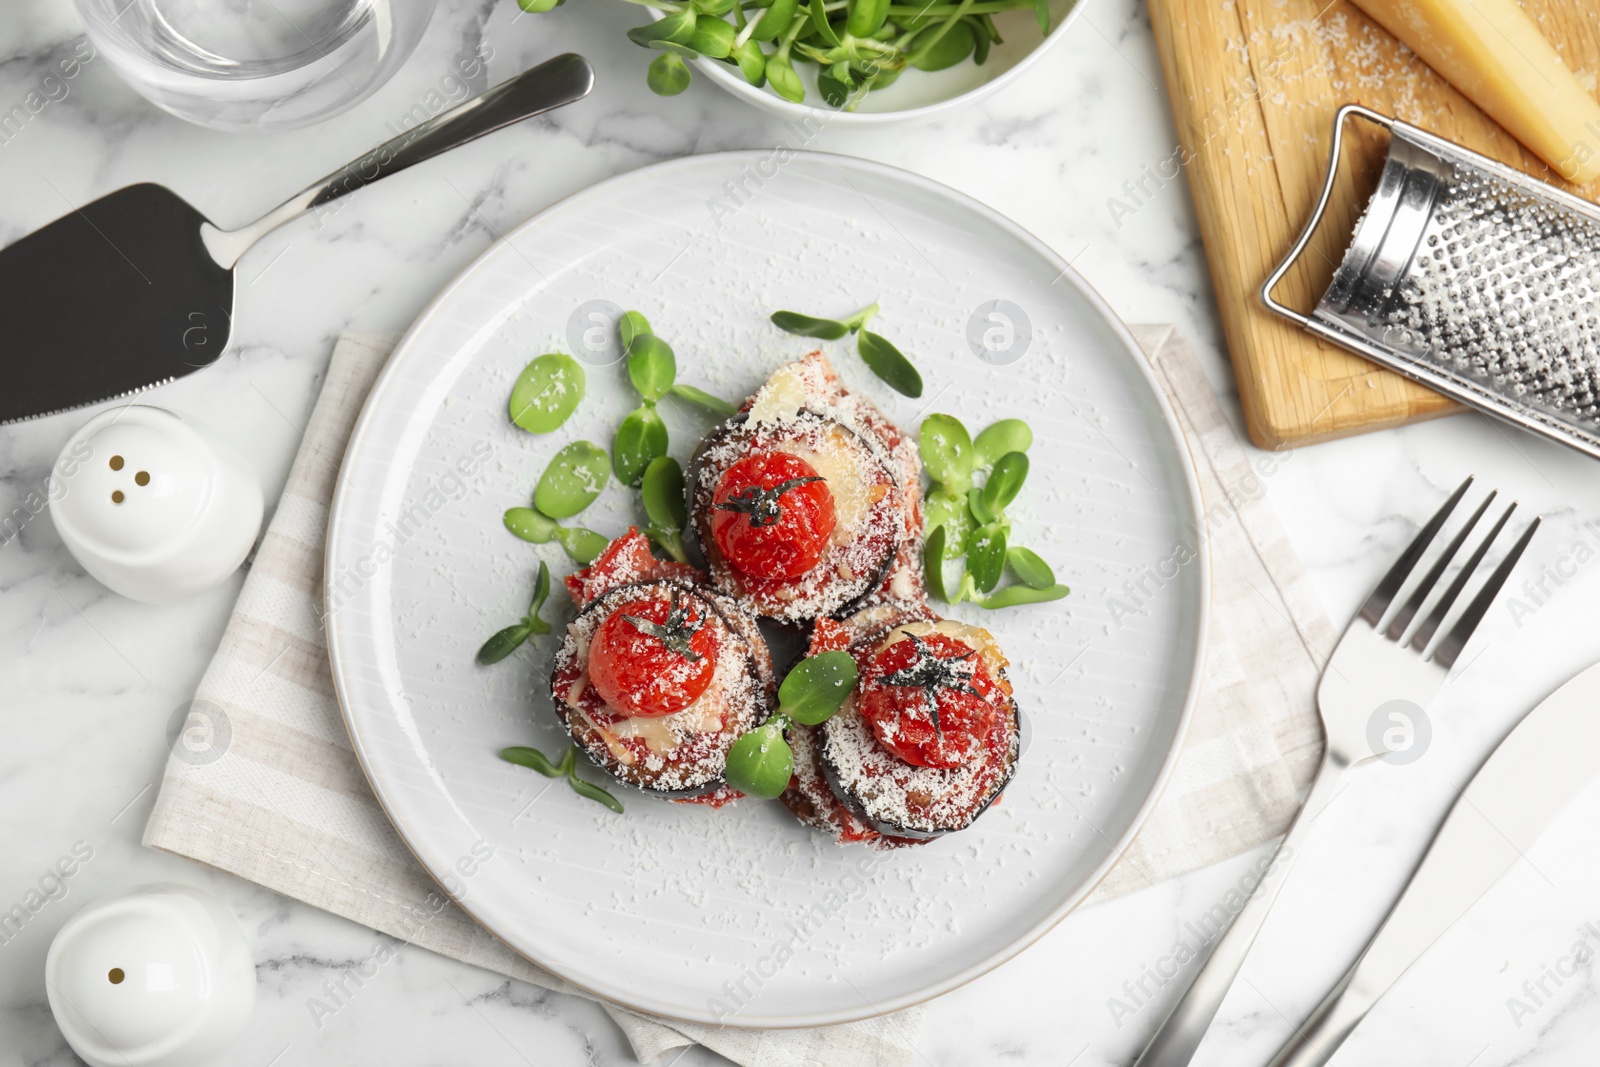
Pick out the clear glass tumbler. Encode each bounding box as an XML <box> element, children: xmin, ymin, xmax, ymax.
<box><xmin>74</xmin><ymin>0</ymin><xmax>437</xmax><ymax>132</ymax></box>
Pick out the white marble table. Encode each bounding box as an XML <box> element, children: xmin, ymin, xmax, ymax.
<box><xmin>5</xmin><ymin>0</ymin><xmax>1600</xmax><ymax>1064</ymax></box>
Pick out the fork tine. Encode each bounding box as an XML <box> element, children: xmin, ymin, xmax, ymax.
<box><xmin>1409</xmin><ymin>503</ymin><xmax>1515</xmax><ymax>654</ymax></box>
<box><xmin>1359</xmin><ymin>477</ymin><xmax>1473</xmax><ymax>627</ymax></box>
<box><xmin>1384</xmin><ymin>490</ymin><xmax>1496</xmax><ymax>642</ymax></box>
<box><xmin>1428</xmin><ymin>516</ymin><xmax>1540</xmax><ymax>668</ymax></box>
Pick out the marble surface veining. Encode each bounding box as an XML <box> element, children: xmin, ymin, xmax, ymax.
<box><xmin>3</xmin><ymin>0</ymin><xmax>1600</xmax><ymax>1064</ymax></box>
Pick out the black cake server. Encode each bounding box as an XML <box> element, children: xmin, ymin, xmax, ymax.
<box><xmin>0</xmin><ymin>52</ymin><xmax>594</xmax><ymax>424</ymax></box>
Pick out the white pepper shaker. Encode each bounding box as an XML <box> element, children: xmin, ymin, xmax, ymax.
<box><xmin>51</xmin><ymin>405</ymin><xmax>263</xmax><ymax>603</ymax></box>
<box><xmin>45</xmin><ymin>883</ymin><xmax>255</xmax><ymax>1067</ymax></box>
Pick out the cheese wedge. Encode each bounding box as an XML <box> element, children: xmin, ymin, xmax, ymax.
<box><xmin>1350</xmin><ymin>0</ymin><xmax>1600</xmax><ymax>184</ymax></box>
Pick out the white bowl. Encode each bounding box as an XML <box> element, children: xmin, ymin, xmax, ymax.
<box><xmin>653</xmin><ymin>0</ymin><xmax>1080</xmax><ymax>124</ymax></box>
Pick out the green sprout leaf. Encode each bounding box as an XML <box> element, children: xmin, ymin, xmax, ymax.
<box><xmin>779</xmin><ymin>650</ymin><xmax>859</xmax><ymax>725</ymax></box>
<box><xmin>771</xmin><ymin>310</ymin><xmax>849</xmax><ymax>340</ymax></box>
<box><xmin>688</xmin><ymin>16</ymin><xmax>737</xmax><ymax>57</ymax></box>
<box><xmin>1035</xmin><ymin>0</ymin><xmax>1051</xmax><ymax>35</ymax></box>
<box><xmin>966</xmin><ymin>484</ymin><xmax>996</xmax><ymax>526</ymax></box>
<box><xmin>919</xmin><ymin>413</ymin><xmax>973</xmax><ymax>493</ymax></box>
<box><xmin>570</xmin><ymin>775</ymin><xmax>626</xmax><ymax>813</ymax></box>
<box><xmin>817</xmin><ymin>71</ymin><xmax>852</xmax><ymax>109</ymax></box>
<box><xmin>509</xmin><ymin>353</ymin><xmax>585</xmax><ymax>434</ymax></box>
<box><xmin>967</xmin><ymin>522</ymin><xmax>1008</xmax><ymax>593</ymax></box>
<box><xmin>975</xmin><ymin>583</ymin><xmax>1070</xmax><ymax>610</ymax></box>
<box><xmin>477</xmin><ymin>562</ymin><xmax>554</xmax><ymax>663</ymax></box>
<box><xmin>858</xmin><ymin>329</ymin><xmax>923</xmax><ymax>397</ymax></box>
<box><xmin>809</xmin><ymin>0</ymin><xmax>841</xmax><ymax>44</ymax></box>
<box><xmin>525</xmin><ymin>560</ymin><xmax>553</xmax><ymax>631</ymax></box>
<box><xmin>667</xmin><ymin>383</ymin><xmax>738</xmax><ymax>415</ymax></box>
<box><xmin>911</xmin><ymin>18</ymin><xmax>975</xmax><ymax>71</ymax></box>
<box><xmin>765</xmin><ymin>54</ymin><xmax>805</xmax><ymax>102</ymax></box>
<box><xmin>641</xmin><ymin>456</ymin><xmax>690</xmax><ymax>561</ymax></box>
<box><xmin>641</xmin><ymin>456</ymin><xmax>689</xmax><ymax>531</ymax></box>
<box><xmin>724</xmin><ymin>722</ymin><xmax>794</xmax><ymax>799</ymax></box>
<box><xmin>477</xmin><ymin>623</ymin><xmax>533</xmax><ymax>665</ymax></box>
<box><xmin>750</xmin><ymin>0</ymin><xmax>798</xmax><ymax>41</ymax></box>
<box><xmin>516</xmin><ymin>0</ymin><xmax>562</xmax><ymax>11</ymax></box>
<box><xmin>535</xmin><ymin>440</ymin><xmax>611</xmax><ymax>519</ymax></box>
<box><xmin>501</xmin><ymin>742</ymin><xmax>626</xmax><ymax>813</ymax></box>
<box><xmin>555</xmin><ymin>526</ymin><xmax>610</xmax><ymax>564</ymax></box>
<box><xmin>505</xmin><ymin>506</ymin><xmax>558</xmax><ymax>543</ymax></box>
<box><xmin>924</xmin><ymin>524</ymin><xmax>951</xmax><ymax>602</ymax></box>
<box><xmin>733</xmin><ymin>38</ymin><xmax>767</xmax><ymax>84</ymax></box>
<box><xmin>499</xmin><ymin>745</ymin><xmax>563</xmax><ymax>776</ymax></box>
<box><xmin>647</xmin><ymin>52</ymin><xmax>692</xmax><ymax>95</ymax></box>
<box><xmin>619</xmin><ymin>310</ymin><xmax>652</xmax><ymax>352</ymax></box>
<box><xmin>1006</xmin><ymin>546</ymin><xmax>1055</xmax><ymax>590</ymax></box>
<box><xmin>923</xmin><ymin>487</ymin><xmax>972</xmax><ymax>557</ymax></box>
<box><xmin>973</xmin><ymin>418</ymin><xmax>1033</xmax><ymax>467</ymax></box>
<box><xmin>613</xmin><ymin>405</ymin><xmax>670</xmax><ymax>487</ymax></box>
<box><xmin>626</xmin><ymin>334</ymin><xmax>677</xmax><ymax>401</ymax></box>
<box><xmin>847</xmin><ymin>0</ymin><xmax>891</xmax><ymax>37</ymax></box>
<box><xmin>628</xmin><ymin>7</ymin><xmax>697</xmax><ymax>47</ymax></box>
<box><xmin>981</xmin><ymin>451</ymin><xmax>1028</xmax><ymax>516</ymax></box>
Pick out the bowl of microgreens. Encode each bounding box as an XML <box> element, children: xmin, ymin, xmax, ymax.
<box><xmin>515</xmin><ymin>0</ymin><xmax>1081</xmax><ymax>121</ymax></box>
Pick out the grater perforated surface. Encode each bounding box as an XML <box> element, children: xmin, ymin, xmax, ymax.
<box><xmin>1388</xmin><ymin>165</ymin><xmax>1600</xmax><ymax>427</ymax></box>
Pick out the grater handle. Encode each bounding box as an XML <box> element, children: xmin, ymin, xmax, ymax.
<box><xmin>1260</xmin><ymin>104</ymin><xmax>1393</xmax><ymax>326</ymax></box>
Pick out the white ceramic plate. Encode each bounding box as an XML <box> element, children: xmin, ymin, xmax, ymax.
<box><xmin>325</xmin><ymin>152</ymin><xmax>1207</xmax><ymax>1028</ymax></box>
<box><xmin>656</xmin><ymin>0</ymin><xmax>1080</xmax><ymax>124</ymax></box>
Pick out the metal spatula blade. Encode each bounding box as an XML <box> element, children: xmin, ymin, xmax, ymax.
<box><xmin>0</xmin><ymin>52</ymin><xmax>596</xmax><ymax>425</ymax></box>
<box><xmin>0</xmin><ymin>184</ymin><xmax>233</xmax><ymax>423</ymax></box>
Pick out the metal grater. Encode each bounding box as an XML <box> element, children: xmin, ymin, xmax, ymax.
<box><xmin>1263</xmin><ymin>104</ymin><xmax>1600</xmax><ymax>459</ymax></box>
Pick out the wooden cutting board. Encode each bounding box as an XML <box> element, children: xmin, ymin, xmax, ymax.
<box><xmin>1146</xmin><ymin>0</ymin><xmax>1600</xmax><ymax>449</ymax></box>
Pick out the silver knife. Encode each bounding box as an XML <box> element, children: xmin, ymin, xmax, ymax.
<box><xmin>1265</xmin><ymin>660</ymin><xmax>1600</xmax><ymax>1067</ymax></box>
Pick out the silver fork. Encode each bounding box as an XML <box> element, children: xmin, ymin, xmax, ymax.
<box><xmin>1132</xmin><ymin>477</ymin><xmax>1539</xmax><ymax>1067</ymax></box>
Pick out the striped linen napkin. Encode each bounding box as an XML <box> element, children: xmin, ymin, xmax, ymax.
<box><xmin>143</xmin><ymin>326</ymin><xmax>1331</xmax><ymax>1066</ymax></box>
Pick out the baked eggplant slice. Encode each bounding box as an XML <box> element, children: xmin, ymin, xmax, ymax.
<box><xmin>550</xmin><ymin>577</ymin><xmax>775</xmax><ymax>798</ymax></box>
<box><xmin>688</xmin><ymin>408</ymin><xmax>902</xmax><ymax>624</ymax></box>
<box><xmin>815</xmin><ymin>609</ymin><xmax>1021</xmax><ymax>840</ymax></box>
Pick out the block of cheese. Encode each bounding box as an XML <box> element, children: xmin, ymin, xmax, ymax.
<box><xmin>1350</xmin><ymin>0</ymin><xmax>1600</xmax><ymax>184</ymax></box>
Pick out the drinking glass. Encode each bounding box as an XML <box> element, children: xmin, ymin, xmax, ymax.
<box><xmin>75</xmin><ymin>0</ymin><xmax>437</xmax><ymax>132</ymax></box>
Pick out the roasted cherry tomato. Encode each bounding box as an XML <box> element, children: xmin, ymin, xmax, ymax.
<box><xmin>857</xmin><ymin>631</ymin><xmax>999</xmax><ymax>768</ymax></box>
<box><xmin>710</xmin><ymin>451</ymin><xmax>836</xmax><ymax>580</ymax></box>
<box><xmin>587</xmin><ymin>594</ymin><xmax>720</xmax><ymax>716</ymax></box>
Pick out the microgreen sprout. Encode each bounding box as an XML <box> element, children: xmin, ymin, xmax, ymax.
<box><xmin>771</xmin><ymin>301</ymin><xmax>921</xmax><ymax>397</ymax></box>
<box><xmin>509</xmin><ymin>353</ymin><xmax>585</xmax><ymax>434</ymax></box>
<box><xmin>535</xmin><ymin>440</ymin><xmax>611</xmax><ymax>518</ymax></box>
<box><xmin>477</xmin><ymin>561</ymin><xmax>554</xmax><ymax>664</ymax></box>
<box><xmin>724</xmin><ymin>650</ymin><xmax>858</xmax><ymax>798</ymax></box>
<box><xmin>918</xmin><ymin>413</ymin><xmax>1069</xmax><ymax>609</ymax></box>
<box><xmin>506</xmin><ymin>440</ymin><xmax>613</xmax><ymax>563</ymax></box>
<box><xmin>500</xmin><ymin>742</ymin><xmax>625</xmax><ymax>813</ymax></box>
<box><xmin>640</xmin><ymin>456</ymin><xmax>691</xmax><ymax>562</ymax></box>
<box><xmin>613</xmin><ymin>312</ymin><xmax>736</xmax><ymax>485</ymax></box>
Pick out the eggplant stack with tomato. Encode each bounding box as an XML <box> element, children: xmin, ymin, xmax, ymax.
<box><xmin>782</xmin><ymin>601</ymin><xmax>1022</xmax><ymax>845</ymax></box>
<box><xmin>688</xmin><ymin>351</ymin><xmax>924</xmax><ymax>625</ymax></box>
<box><xmin>551</xmin><ymin>530</ymin><xmax>775</xmax><ymax>802</ymax></box>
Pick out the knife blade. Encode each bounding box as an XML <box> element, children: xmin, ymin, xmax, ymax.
<box><xmin>0</xmin><ymin>52</ymin><xmax>595</xmax><ymax>424</ymax></box>
<box><xmin>1266</xmin><ymin>659</ymin><xmax>1600</xmax><ymax>1067</ymax></box>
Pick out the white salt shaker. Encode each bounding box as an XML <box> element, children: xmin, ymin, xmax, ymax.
<box><xmin>45</xmin><ymin>883</ymin><xmax>255</xmax><ymax>1067</ymax></box>
<box><xmin>51</xmin><ymin>405</ymin><xmax>263</xmax><ymax>603</ymax></box>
